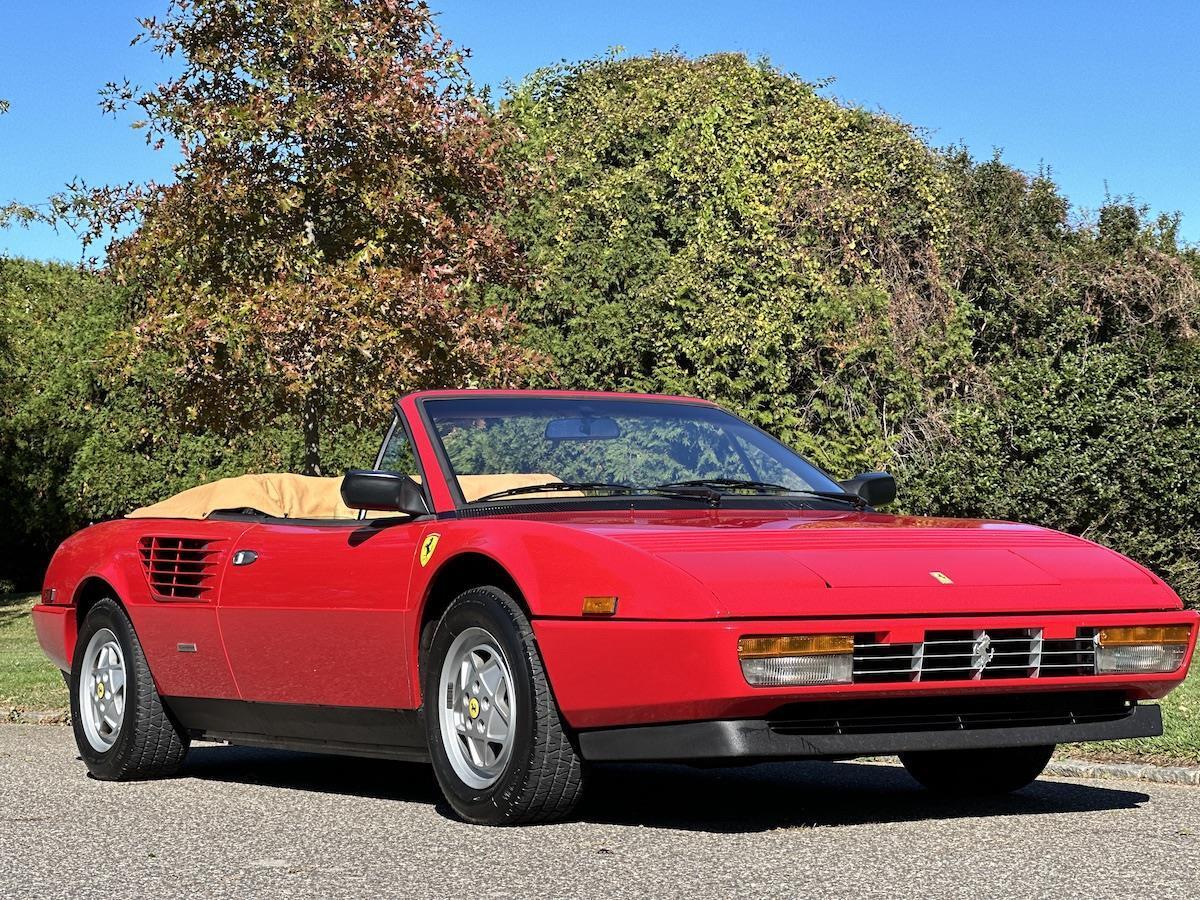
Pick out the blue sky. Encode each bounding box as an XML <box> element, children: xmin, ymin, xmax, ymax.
<box><xmin>3</xmin><ymin>1</ymin><xmax>1199</xmax><ymax>262</ymax></box>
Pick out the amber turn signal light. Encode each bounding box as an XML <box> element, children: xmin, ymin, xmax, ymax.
<box><xmin>737</xmin><ymin>634</ymin><xmax>854</xmax><ymax>659</ymax></box>
<box><xmin>1097</xmin><ymin>625</ymin><xmax>1190</xmax><ymax>646</ymax></box>
<box><xmin>582</xmin><ymin>596</ymin><xmax>618</xmax><ymax>616</ymax></box>
<box><xmin>1096</xmin><ymin>625</ymin><xmax>1191</xmax><ymax>675</ymax></box>
<box><xmin>737</xmin><ymin>634</ymin><xmax>855</xmax><ymax>687</ymax></box>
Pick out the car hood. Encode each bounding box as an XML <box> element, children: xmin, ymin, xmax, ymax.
<box><xmin>500</xmin><ymin>508</ymin><xmax>1173</xmax><ymax>618</ymax></box>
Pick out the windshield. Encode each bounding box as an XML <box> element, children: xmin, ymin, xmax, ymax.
<box><xmin>422</xmin><ymin>396</ymin><xmax>844</xmax><ymax>504</ymax></box>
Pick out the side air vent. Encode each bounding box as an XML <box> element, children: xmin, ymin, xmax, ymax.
<box><xmin>138</xmin><ymin>537</ymin><xmax>224</xmax><ymax>600</ymax></box>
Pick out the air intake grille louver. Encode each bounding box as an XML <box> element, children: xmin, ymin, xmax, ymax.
<box><xmin>852</xmin><ymin>628</ymin><xmax>1097</xmax><ymax>683</ymax></box>
<box><xmin>138</xmin><ymin>537</ymin><xmax>224</xmax><ymax>600</ymax></box>
<box><xmin>768</xmin><ymin>691</ymin><xmax>1132</xmax><ymax>737</ymax></box>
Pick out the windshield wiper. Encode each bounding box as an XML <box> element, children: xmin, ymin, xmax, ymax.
<box><xmin>473</xmin><ymin>480</ymin><xmax>718</xmax><ymax>504</ymax></box>
<box><xmin>654</xmin><ymin>478</ymin><xmax>866</xmax><ymax>509</ymax></box>
<box><xmin>473</xmin><ymin>481</ymin><xmax>639</xmax><ymax>502</ymax></box>
<box><xmin>473</xmin><ymin>477</ymin><xmax>855</xmax><ymax>508</ymax></box>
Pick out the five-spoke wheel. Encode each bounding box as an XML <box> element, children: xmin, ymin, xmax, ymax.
<box><xmin>70</xmin><ymin>597</ymin><xmax>189</xmax><ymax>780</ymax></box>
<box><xmin>438</xmin><ymin>627</ymin><xmax>517</xmax><ymax>788</ymax></box>
<box><xmin>424</xmin><ymin>585</ymin><xmax>586</xmax><ymax>825</ymax></box>
<box><xmin>78</xmin><ymin>628</ymin><xmax>127</xmax><ymax>752</ymax></box>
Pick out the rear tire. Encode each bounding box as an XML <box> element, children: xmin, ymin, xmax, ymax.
<box><xmin>70</xmin><ymin>598</ymin><xmax>189</xmax><ymax>780</ymax></box>
<box><xmin>899</xmin><ymin>744</ymin><xmax>1055</xmax><ymax>795</ymax></box>
<box><xmin>424</xmin><ymin>586</ymin><xmax>586</xmax><ymax>825</ymax></box>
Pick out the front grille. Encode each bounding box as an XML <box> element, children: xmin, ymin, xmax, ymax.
<box><xmin>852</xmin><ymin>628</ymin><xmax>1097</xmax><ymax>683</ymax></box>
<box><xmin>768</xmin><ymin>691</ymin><xmax>1132</xmax><ymax>736</ymax></box>
<box><xmin>138</xmin><ymin>537</ymin><xmax>224</xmax><ymax>600</ymax></box>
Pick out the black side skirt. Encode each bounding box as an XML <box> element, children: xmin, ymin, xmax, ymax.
<box><xmin>163</xmin><ymin>697</ymin><xmax>429</xmax><ymax>763</ymax></box>
<box><xmin>578</xmin><ymin>702</ymin><xmax>1161</xmax><ymax>763</ymax></box>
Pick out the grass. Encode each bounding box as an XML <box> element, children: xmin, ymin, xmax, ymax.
<box><xmin>1</xmin><ymin>589</ymin><xmax>1197</xmax><ymax>765</ymax></box>
<box><xmin>1064</xmin><ymin>664</ymin><xmax>1200</xmax><ymax>766</ymax></box>
<box><xmin>0</xmin><ymin>592</ymin><xmax>68</xmax><ymax>712</ymax></box>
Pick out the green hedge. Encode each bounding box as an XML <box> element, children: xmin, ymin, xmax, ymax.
<box><xmin>0</xmin><ymin>258</ymin><xmax>127</xmax><ymax>589</ymax></box>
<box><xmin>496</xmin><ymin>53</ymin><xmax>1200</xmax><ymax>607</ymax></box>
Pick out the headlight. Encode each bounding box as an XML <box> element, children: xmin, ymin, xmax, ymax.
<box><xmin>738</xmin><ymin>634</ymin><xmax>854</xmax><ymax>686</ymax></box>
<box><xmin>1096</xmin><ymin>626</ymin><xmax>1190</xmax><ymax>674</ymax></box>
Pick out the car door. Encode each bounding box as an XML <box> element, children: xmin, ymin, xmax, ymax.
<box><xmin>216</xmin><ymin>417</ymin><xmax>430</xmax><ymax>710</ymax></box>
<box><xmin>216</xmin><ymin>520</ymin><xmax>423</xmax><ymax>708</ymax></box>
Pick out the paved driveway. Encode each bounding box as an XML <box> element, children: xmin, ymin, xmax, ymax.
<box><xmin>2</xmin><ymin>725</ymin><xmax>1197</xmax><ymax>898</ymax></box>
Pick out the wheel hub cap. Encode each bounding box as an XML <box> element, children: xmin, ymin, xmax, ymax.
<box><xmin>438</xmin><ymin>627</ymin><xmax>516</xmax><ymax>789</ymax></box>
<box><xmin>79</xmin><ymin>628</ymin><xmax>127</xmax><ymax>753</ymax></box>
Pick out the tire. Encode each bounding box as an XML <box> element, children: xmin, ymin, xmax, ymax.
<box><xmin>899</xmin><ymin>744</ymin><xmax>1055</xmax><ymax>796</ymax></box>
<box><xmin>70</xmin><ymin>597</ymin><xmax>190</xmax><ymax>780</ymax></box>
<box><xmin>423</xmin><ymin>586</ymin><xmax>586</xmax><ymax>825</ymax></box>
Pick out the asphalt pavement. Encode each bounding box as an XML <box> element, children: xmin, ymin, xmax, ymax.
<box><xmin>2</xmin><ymin>725</ymin><xmax>1197</xmax><ymax>899</ymax></box>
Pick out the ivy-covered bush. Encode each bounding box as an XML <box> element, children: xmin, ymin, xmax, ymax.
<box><xmin>497</xmin><ymin>53</ymin><xmax>1200</xmax><ymax>606</ymax></box>
<box><xmin>497</xmin><ymin>53</ymin><xmax>970</xmax><ymax>477</ymax></box>
<box><xmin>900</xmin><ymin>154</ymin><xmax>1200</xmax><ymax>605</ymax></box>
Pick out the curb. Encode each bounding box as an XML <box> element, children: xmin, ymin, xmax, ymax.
<box><xmin>5</xmin><ymin>709</ymin><xmax>70</xmax><ymax>725</ymax></box>
<box><xmin>1045</xmin><ymin>758</ymin><xmax>1200</xmax><ymax>787</ymax></box>
<box><xmin>855</xmin><ymin>755</ymin><xmax>1200</xmax><ymax>787</ymax></box>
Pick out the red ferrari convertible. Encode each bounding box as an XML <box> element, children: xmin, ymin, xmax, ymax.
<box><xmin>34</xmin><ymin>390</ymin><xmax>1198</xmax><ymax>824</ymax></box>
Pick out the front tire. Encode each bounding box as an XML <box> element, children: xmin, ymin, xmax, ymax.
<box><xmin>899</xmin><ymin>744</ymin><xmax>1055</xmax><ymax>795</ymax></box>
<box><xmin>424</xmin><ymin>586</ymin><xmax>585</xmax><ymax>825</ymax></box>
<box><xmin>70</xmin><ymin>598</ymin><xmax>189</xmax><ymax>780</ymax></box>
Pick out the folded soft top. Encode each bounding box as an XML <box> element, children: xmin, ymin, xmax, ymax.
<box><xmin>126</xmin><ymin>473</ymin><xmax>357</xmax><ymax>520</ymax></box>
<box><xmin>125</xmin><ymin>472</ymin><xmax>573</xmax><ymax>519</ymax></box>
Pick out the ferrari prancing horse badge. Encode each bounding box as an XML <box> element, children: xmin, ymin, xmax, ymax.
<box><xmin>420</xmin><ymin>533</ymin><xmax>441</xmax><ymax>567</ymax></box>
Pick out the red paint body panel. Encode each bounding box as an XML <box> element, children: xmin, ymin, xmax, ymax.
<box><xmin>37</xmin><ymin>518</ymin><xmax>253</xmax><ymax>699</ymax></box>
<box><xmin>31</xmin><ymin>604</ymin><xmax>72</xmax><ymax>671</ymax></box>
<box><xmin>32</xmin><ymin>389</ymin><xmax>1198</xmax><ymax>739</ymax></box>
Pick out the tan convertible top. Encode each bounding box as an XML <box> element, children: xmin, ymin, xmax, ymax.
<box><xmin>125</xmin><ymin>472</ymin><xmax>571</xmax><ymax>520</ymax></box>
<box><xmin>126</xmin><ymin>474</ymin><xmax>357</xmax><ymax>520</ymax></box>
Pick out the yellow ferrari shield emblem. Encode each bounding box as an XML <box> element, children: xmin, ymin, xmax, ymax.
<box><xmin>929</xmin><ymin>571</ymin><xmax>954</xmax><ymax>585</ymax></box>
<box><xmin>469</xmin><ymin>698</ymin><xmax>480</xmax><ymax>719</ymax></box>
<box><xmin>95</xmin><ymin>682</ymin><xmax>105</xmax><ymax>700</ymax></box>
<box><xmin>420</xmin><ymin>533</ymin><xmax>441</xmax><ymax>567</ymax></box>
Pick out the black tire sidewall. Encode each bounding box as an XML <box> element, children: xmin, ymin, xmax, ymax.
<box><xmin>70</xmin><ymin>599</ymin><xmax>149</xmax><ymax>778</ymax></box>
<box><xmin>423</xmin><ymin>587</ymin><xmax>540</xmax><ymax>823</ymax></box>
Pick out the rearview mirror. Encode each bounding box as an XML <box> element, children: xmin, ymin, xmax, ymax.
<box><xmin>839</xmin><ymin>472</ymin><xmax>896</xmax><ymax>508</ymax></box>
<box><xmin>341</xmin><ymin>470</ymin><xmax>430</xmax><ymax>516</ymax></box>
<box><xmin>544</xmin><ymin>416</ymin><xmax>622</xmax><ymax>441</ymax></box>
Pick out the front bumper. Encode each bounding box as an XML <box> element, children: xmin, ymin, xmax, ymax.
<box><xmin>578</xmin><ymin>693</ymin><xmax>1162</xmax><ymax>762</ymax></box>
<box><xmin>533</xmin><ymin>611</ymin><xmax>1196</xmax><ymax>729</ymax></box>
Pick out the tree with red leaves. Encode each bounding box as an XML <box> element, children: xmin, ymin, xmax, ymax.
<box><xmin>22</xmin><ymin>0</ymin><xmax>536</xmax><ymax>474</ymax></box>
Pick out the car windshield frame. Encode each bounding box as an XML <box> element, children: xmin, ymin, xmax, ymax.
<box><xmin>414</xmin><ymin>394</ymin><xmax>851</xmax><ymax>512</ymax></box>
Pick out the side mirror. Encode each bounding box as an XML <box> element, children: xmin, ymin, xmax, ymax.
<box><xmin>341</xmin><ymin>470</ymin><xmax>430</xmax><ymax>516</ymax></box>
<box><xmin>839</xmin><ymin>472</ymin><xmax>896</xmax><ymax>508</ymax></box>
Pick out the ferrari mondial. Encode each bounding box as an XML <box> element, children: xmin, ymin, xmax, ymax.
<box><xmin>34</xmin><ymin>391</ymin><xmax>1197</xmax><ymax>824</ymax></box>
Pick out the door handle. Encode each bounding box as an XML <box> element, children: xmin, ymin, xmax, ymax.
<box><xmin>232</xmin><ymin>549</ymin><xmax>259</xmax><ymax>566</ymax></box>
